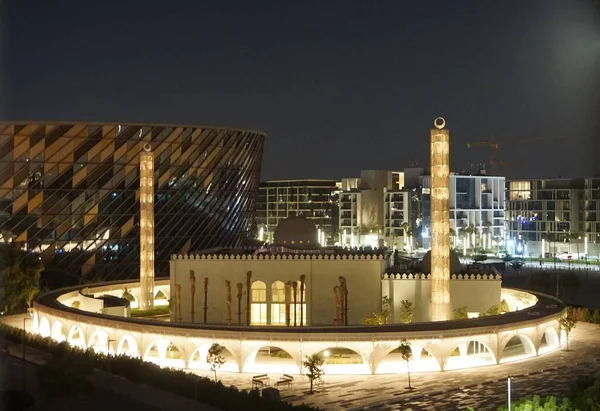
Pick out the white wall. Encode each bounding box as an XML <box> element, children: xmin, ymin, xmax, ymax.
<box><xmin>103</xmin><ymin>306</ymin><xmax>131</xmax><ymax>317</ymax></box>
<box><xmin>170</xmin><ymin>254</ymin><xmax>384</xmax><ymax>326</ymax></box>
<box><xmin>383</xmin><ymin>274</ymin><xmax>502</xmax><ymax>322</ymax></box>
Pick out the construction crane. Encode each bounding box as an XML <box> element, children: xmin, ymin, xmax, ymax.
<box><xmin>466</xmin><ymin>136</ymin><xmax>543</xmax><ymax>175</ymax></box>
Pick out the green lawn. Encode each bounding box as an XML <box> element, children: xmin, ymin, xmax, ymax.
<box><xmin>130</xmin><ymin>306</ymin><xmax>171</xmax><ymax>317</ymax></box>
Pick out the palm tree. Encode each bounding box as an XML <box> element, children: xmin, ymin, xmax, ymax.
<box><xmin>449</xmin><ymin>228</ymin><xmax>457</xmax><ymax>249</ymax></box>
<box><xmin>460</xmin><ymin>225</ymin><xmax>477</xmax><ymax>254</ymax></box>
<box><xmin>401</xmin><ymin>222</ymin><xmax>411</xmax><ymax>251</ymax></box>
<box><xmin>483</xmin><ymin>220</ymin><xmax>492</xmax><ymax>233</ymax></box>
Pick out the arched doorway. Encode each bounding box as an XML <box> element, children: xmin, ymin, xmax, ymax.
<box><xmin>188</xmin><ymin>344</ymin><xmax>239</xmax><ymax>372</ymax></box>
<box><xmin>144</xmin><ymin>339</ymin><xmax>185</xmax><ymax>368</ymax></box>
<box><xmin>271</xmin><ymin>281</ymin><xmax>286</xmax><ymax>325</ymax></box>
<box><xmin>244</xmin><ymin>346</ymin><xmax>297</xmax><ymax>374</ymax></box>
<box><xmin>154</xmin><ymin>290</ymin><xmax>169</xmax><ymax>307</ymax></box>
<box><xmin>88</xmin><ymin>330</ymin><xmax>109</xmax><ymax>354</ymax></box>
<box><xmin>67</xmin><ymin>325</ymin><xmax>86</xmax><ymax>349</ymax></box>
<box><xmin>538</xmin><ymin>328</ymin><xmax>560</xmax><ymax>355</ymax></box>
<box><xmin>51</xmin><ymin>321</ymin><xmax>66</xmax><ymax>342</ymax></box>
<box><xmin>445</xmin><ymin>341</ymin><xmax>496</xmax><ymax>370</ymax></box>
<box><xmin>376</xmin><ymin>345</ymin><xmax>440</xmax><ymax>374</ymax></box>
<box><xmin>117</xmin><ymin>335</ymin><xmax>139</xmax><ymax>357</ymax></box>
<box><xmin>316</xmin><ymin>347</ymin><xmax>369</xmax><ymax>375</ymax></box>
<box><xmin>38</xmin><ymin>317</ymin><xmax>51</xmax><ymax>338</ymax></box>
<box><xmin>500</xmin><ymin>335</ymin><xmax>536</xmax><ymax>363</ymax></box>
<box><xmin>251</xmin><ymin>281</ymin><xmax>267</xmax><ymax>325</ymax></box>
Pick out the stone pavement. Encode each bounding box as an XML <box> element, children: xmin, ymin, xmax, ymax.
<box><xmin>188</xmin><ymin>323</ymin><xmax>600</xmax><ymax>410</ymax></box>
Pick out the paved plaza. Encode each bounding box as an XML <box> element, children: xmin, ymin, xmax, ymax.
<box><xmin>4</xmin><ymin>314</ymin><xmax>600</xmax><ymax>410</ymax></box>
<box><xmin>187</xmin><ymin>322</ymin><xmax>600</xmax><ymax>410</ymax></box>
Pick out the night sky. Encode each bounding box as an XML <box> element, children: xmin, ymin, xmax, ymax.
<box><xmin>2</xmin><ymin>1</ymin><xmax>599</xmax><ymax>180</ymax></box>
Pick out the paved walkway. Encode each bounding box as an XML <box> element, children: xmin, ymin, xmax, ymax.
<box><xmin>187</xmin><ymin>323</ymin><xmax>600</xmax><ymax>410</ymax></box>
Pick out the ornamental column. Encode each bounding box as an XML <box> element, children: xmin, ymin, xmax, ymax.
<box><xmin>430</xmin><ymin>117</ymin><xmax>451</xmax><ymax>321</ymax></box>
<box><xmin>139</xmin><ymin>144</ymin><xmax>155</xmax><ymax>310</ymax></box>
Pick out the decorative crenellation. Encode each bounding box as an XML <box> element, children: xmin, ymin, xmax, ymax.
<box><xmin>171</xmin><ymin>253</ymin><xmax>386</xmax><ymax>261</ymax></box>
<box><xmin>382</xmin><ymin>273</ymin><xmax>501</xmax><ymax>280</ymax></box>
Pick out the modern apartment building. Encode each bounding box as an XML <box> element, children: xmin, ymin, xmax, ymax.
<box><xmin>420</xmin><ymin>171</ymin><xmax>506</xmax><ymax>249</ymax></box>
<box><xmin>339</xmin><ymin>170</ymin><xmax>408</xmax><ymax>248</ymax></box>
<box><xmin>255</xmin><ymin>180</ymin><xmax>340</xmax><ymax>245</ymax></box>
<box><xmin>503</xmin><ymin>177</ymin><xmax>600</xmax><ymax>258</ymax></box>
<box><xmin>506</xmin><ymin>178</ymin><xmax>584</xmax><ymax>244</ymax></box>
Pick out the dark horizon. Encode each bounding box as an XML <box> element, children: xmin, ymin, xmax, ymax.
<box><xmin>2</xmin><ymin>0</ymin><xmax>599</xmax><ymax>181</ymax></box>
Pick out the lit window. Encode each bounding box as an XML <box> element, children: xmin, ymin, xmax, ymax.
<box><xmin>251</xmin><ymin>281</ymin><xmax>267</xmax><ymax>325</ymax></box>
<box><xmin>271</xmin><ymin>281</ymin><xmax>286</xmax><ymax>325</ymax></box>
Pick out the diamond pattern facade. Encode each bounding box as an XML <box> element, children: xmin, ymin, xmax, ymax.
<box><xmin>0</xmin><ymin>122</ymin><xmax>265</xmax><ymax>281</ymax></box>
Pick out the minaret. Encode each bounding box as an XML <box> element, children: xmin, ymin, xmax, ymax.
<box><xmin>139</xmin><ymin>144</ymin><xmax>155</xmax><ymax>310</ymax></box>
<box><xmin>430</xmin><ymin>117</ymin><xmax>451</xmax><ymax>321</ymax></box>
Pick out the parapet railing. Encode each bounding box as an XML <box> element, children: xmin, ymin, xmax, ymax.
<box><xmin>34</xmin><ymin>279</ymin><xmax>566</xmax><ymax>340</ymax></box>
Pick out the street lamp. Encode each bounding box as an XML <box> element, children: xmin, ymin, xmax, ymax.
<box><xmin>507</xmin><ymin>376</ymin><xmax>512</xmax><ymax>411</ymax></box>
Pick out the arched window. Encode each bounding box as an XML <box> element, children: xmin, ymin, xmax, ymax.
<box><xmin>251</xmin><ymin>281</ymin><xmax>267</xmax><ymax>325</ymax></box>
<box><xmin>271</xmin><ymin>281</ymin><xmax>286</xmax><ymax>325</ymax></box>
<box><xmin>291</xmin><ymin>281</ymin><xmax>307</xmax><ymax>326</ymax></box>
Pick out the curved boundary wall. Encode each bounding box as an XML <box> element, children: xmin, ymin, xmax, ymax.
<box><xmin>32</xmin><ymin>279</ymin><xmax>567</xmax><ymax>375</ymax></box>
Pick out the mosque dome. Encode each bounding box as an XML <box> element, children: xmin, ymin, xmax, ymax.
<box><xmin>273</xmin><ymin>216</ymin><xmax>320</xmax><ymax>248</ymax></box>
<box><xmin>420</xmin><ymin>250</ymin><xmax>462</xmax><ymax>274</ymax></box>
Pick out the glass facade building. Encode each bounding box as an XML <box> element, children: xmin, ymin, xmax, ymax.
<box><xmin>0</xmin><ymin>122</ymin><xmax>265</xmax><ymax>281</ymax></box>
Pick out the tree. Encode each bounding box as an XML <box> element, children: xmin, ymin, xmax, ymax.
<box><xmin>362</xmin><ymin>296</ymin><xmax>391</xmax><ymax>325</ymax></box>
<box><xmin>558</xmin><ymin>311</ymin><xmax>578</xmax><ymax>351</ymax></box>
<box><xmin>569</xmin><ymin>231</ymin><xmax>582</xmax><ymax>260</ymax></box>
<box><xmin>206</xmin><ymin>343</ymin><xmax>226</xmax><ymax>381</ymax></box>
<box><xmin>0</xmin><ymin>242</ymin><xmax>44</xmax><ymax>313</ymax></box>
<box><xmin>303</xmin><ymin>353</ymin><xmax>325</xmax><ymax>394</ymax></box>
<box><xmin>453</xmin><ymin>306</ymin><xmax>468</xmax><ymax>320</ymax></box>
<box><xmin>398</xmin><ymin>300</ymin><xmax>415</xmax><ymax>324</ymax></box>
<box><xmin>397</xmin><ymin>341</ymin><xmax>413</xmax><ymax>389</ymax></box>
<box><xmin>460</xmin><ymin>225</ymin><xmax>477</xmax><ymax>253</ymax></box>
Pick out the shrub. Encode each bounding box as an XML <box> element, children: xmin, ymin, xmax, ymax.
<box><xmin>584</xmin><ymin>309</ymin><xmax>593</xmax><ymax>323</ymax></box>
<box><xmin>571</xmin><ymin>307</ymin><xmax>588</xmax><ymax>322</ymax></box>
<box><xmin>0</xmin><ymin>323</ymin><xmax>320</xmax><ymax>411</ymax></box>
<box><xmin>1</xmin><ymin>390</ymin><xmax>36</xmax><ymax>411</ymax></box>
<box><xmin>593</xmin><ymin>309</ymin><xmax>600</xmax><ymax>325</ymax></box>
<box><xmin>453</xmin><ymin>306</ymin><xmax>468</xmax><ymax>320</ymax></box>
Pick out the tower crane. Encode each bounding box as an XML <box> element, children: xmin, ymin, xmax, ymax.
<box><xmin>466</xmin><ymin>136</ymin><xmax>543</xmax><ymax>175</ymax></box>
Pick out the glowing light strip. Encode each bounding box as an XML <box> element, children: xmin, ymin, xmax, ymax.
<box><xmin>430</xmin><ymin>122</ymin><xmax>451</xmax><ymax>321</ymax></box>
<box><xmin>140</xmin><ymin>147</ymin><xmax>155</xmax><ymax>310</ymax></box>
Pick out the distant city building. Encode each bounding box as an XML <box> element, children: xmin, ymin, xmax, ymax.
<box><xmin>505</xmin><ymin>177</ymin><xmax>600</xmax><ymax>257</ymax></box>
<box><xmin>255</xmin><ymin>179</ymin><xmax>340</xmax><ymax>245</ymax></box>
<box><xmin>421</xmin><ymin>171</ymin><xmax>506</xmax><ymax>250</ymax></box>
<box><xmin>338</xmin><ymin>170</ymin><xmax>406</xmax><ymax>248</ymax></box>
<box><xmin>0</xmin><ymin>122</ymin><xmax>265</xmax><ymax>281</ymax></box>
<box><xmin>338</xmin><ymin>168</ymin><xmax>505</xmax><ymax>251</ymax></box>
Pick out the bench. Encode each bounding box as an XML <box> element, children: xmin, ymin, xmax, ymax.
<box><xmin>275</xmin><ymin>374</ymin><xmax>294</xmax><ymax>390</ymax></box>
<box><xmin>252</xmin><ymin>374</ymin><xmax>269</xmax><ymax>389</ymax></box>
